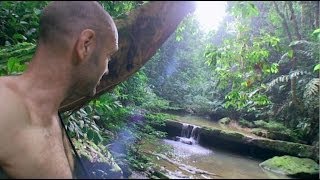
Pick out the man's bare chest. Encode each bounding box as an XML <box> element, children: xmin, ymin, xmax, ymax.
<box><xmin>0</xmin><ymin>124</ymin><xmax>73</xmax><ymax>178</ymax></box>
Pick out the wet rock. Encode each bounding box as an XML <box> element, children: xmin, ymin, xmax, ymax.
<box><xmin>166</xmin><ymin>170</ymin><xmax>189</xmax><ymax>179</ymax></box>
<box><xmin>117</xmin><ymin>159</ymin><xmax>132</xmax><ymax>178</ymax></box>
<box><xmin>174</xmin><ymin>136</ymin><xmax>193</xmax><ymax>145</ymax></box>
<box><xmin>129</xmin><ymin>171</ymin><xmax>149</xmax><ymax>179</ymax></box>
<box><xmin>179</xmin><ymin>138</ymin><xmax>193</xmax><ymax>145</ymax></box>
<box><xmin>164</xmin><ymin>120</ymin><xmax>318</xmax><ymax>161</ymax></box>
<box><xmin>151</xmin><ymin>170</ymin><xmax>170</xmax><ymax>179</ymax></box>
<box><xmin>259</xmin><ymin>155</ymin><xmax>319</xmax><ymax>179</ymax></box>
<box><xmin>150</xmin><ymin>175</ymin><xmax>160</xmax><ymax>179</ymax></box>
<box><xmin>165</xmin><ymin>120</ymin><xmax>183</xmax><ymax>137</ymax></box>
<box><xmin>251</xmin><ymin>138</ymin><xmax>318</xmax><ymax>161</ymax></box>
<box><xmin>173</xmin><ymin>136</ymin><xmax>180</xmax><ymax>141</ymax></box>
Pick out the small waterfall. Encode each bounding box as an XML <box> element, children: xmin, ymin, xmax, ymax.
<box><xmin>190</xmin><ymin>126</ymin><xmax>200</xmax><ymax>144</ymax></box>
<box><xmin>181</xmin><ymin>123</ymin><xmax>193</xmax><ymax>138</ymax></box>
<box><xmin>178</xmin><ymin>123</ymin><xmax>200</xmax><ymax>145</ymax></box>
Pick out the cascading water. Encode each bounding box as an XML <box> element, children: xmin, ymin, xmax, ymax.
<box><xmin>190</xmin><ymin>126</ymin><xmax>200</xmax><ymax>144</ymax></box>
<box><xmin>177</xmin><ymin>123</ymin><xmax>200</xmax><ymax>145</ymax></box>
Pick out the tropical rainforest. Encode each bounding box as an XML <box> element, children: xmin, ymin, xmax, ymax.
<box><xmin>0</xmin><ymin>1</ymin><xmax>319</xmax><ymax>179</ymax></box>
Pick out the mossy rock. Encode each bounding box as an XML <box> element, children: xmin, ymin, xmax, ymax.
<box><xmin>201</xmin><ymin>127</ymin><xmax>245</xmax><ymax>143</ymax></box>
<box><xmin>238</xmin><ymin>119</ymin><xmax>255</xmax><ymax>128</ymax></box>
<box><xmin>267</xmin><ymin>130</ymin><xmax>300</xmax><ymax>143</ymax></box>
<box><xmin>251</xmin><ymin>128</ymin><xmax>268</xmax><ymax>138</ymax></box>
<box><xmin>253</xmin><ymin>120</ymin><xmax>288</xmax><ymax>132</ymax></box>
<box><xmin>218</xmin><ymin>117</ymin><xmax>231</xmax><ymax>125</ymax></box>
<box><xmin>259</xmin><ymin>155</ymin><xmax>319</xmax><ymax>178</ymax></box>
<box><xmin>252</xmin><ymin>120</ymin><xmax>300</xmax><ymax>143</ymax></box>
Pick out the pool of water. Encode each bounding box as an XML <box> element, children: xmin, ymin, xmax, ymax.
<box><xmin>132</xmin><ymin>114</ymin><xmax>293</xmax><ymax>179</ymax></box>
<box><xmin>160</xmin><ymin>139</ymin><xmax>291</xmax><ymax>179</ymax></box>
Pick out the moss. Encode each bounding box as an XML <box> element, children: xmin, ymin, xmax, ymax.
<box><xmin>220</xmin><ymin>130</ymin><xmax>245</xmax><ymax>141</ymax></box>
<box><xmin>254</xmin><ymin>120</ymin><xmax>288</xmax><ymax>132</ymax></box>
<box><xmin>166</xmin><ymin>120</ymin><xmax>318</xmax><ymax>161</ymax></box>
<box><xmin>218</xmin><ymin>117</ymin><xmax>231</xmax><ymax>125</ymax></box>
<box><xmin>253</xmin><ymin>120</ymin><xmax>299</xmax><ymax>142</ymax></box>
<box><xmin>251</xmin><ymin>128</ymin><xmax>268</xmax><ymax>138</ymax></box>
<box><xmin>203</xmin><ymin>126</ymin><xmax>245</xmax><ymax>142</ymax></box>
<box><xmin>253</xmin><ymin>139</ymin><xmax>315</xmax><ymax>158</ymax></box>
<box><xmin>259</xmin><ymin>156</ymin><xmax>319</xmax><ymax>178</ymax></box>
<box><xmin>238</xmin><ymin>119</ymin><xmax>255</xmax><ymax>128</ymax></box>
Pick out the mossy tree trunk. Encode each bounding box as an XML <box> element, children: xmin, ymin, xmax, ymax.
<box><xmin>59</xmin><ymin>1</ymin><xmax>196</xmax><ymax>112</ymax></box>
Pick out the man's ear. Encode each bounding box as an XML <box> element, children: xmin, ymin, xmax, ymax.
<box><xmin>73</xmin><ymin>29</ymin><xmax>96</xmax><ymax>65</ymax></box>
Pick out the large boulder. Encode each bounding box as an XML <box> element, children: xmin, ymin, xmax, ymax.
<box><xmin>259</xmin><ymin>155</ymin><xmax>319</xmax><ymax>179</ymax></box>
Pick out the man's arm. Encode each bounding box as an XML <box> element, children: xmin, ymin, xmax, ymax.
<box><xmin>61</xmin><ymin>121</ymin><xmax>76</xmax><ymax>177</ymax></box>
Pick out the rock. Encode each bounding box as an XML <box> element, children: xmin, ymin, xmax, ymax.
<box><xmin>218</xmin><ymin>117</ymin><xmax>231</xmax><ymax>125</ymax></box>
<box><xmin>174</xmin><ymin>136</ymin><xmax>195</xmax><ymax>145</ymax></box>
<box><xmin>164</xmin><ymin>120</ymin><xmax>319</xmax><ymax>161</ymax></box>
<box><xmin>267</xmin><ymin>130</ymin><xmax>300</xmax><ymax>143</ymax></box>
<box><xmin>259</xmin><ymin>155</ymin><xmax>319</xmax><ymax>179</ymax></box>
<box><xmin>117</xmin><ymin>160</ymin><xmax>132</xmax><ymax>178</ymax></box>
<box><xmin>179</xmin><ymin>138</ymin><xmax>193</xmax><ymax>145</ymax></box>
<box><xmin>251</xmin><ymin>128</ymin><xmax>268</xmax><ymax>138</ymax></box>
<box><xmin>151</xmin><ymin>170</ymin><xmax>170</xmax><ymax>179</ymax></box>
<box><xmin>129</xmin><ymin>171</ymin><xmax>149</xmax><ymax>179</ymax></box>
<box><xmin>251</xmin><ymin>138</ymin><xmax>317</xmax><ymax>161</ymax></box>
<box><xmin>165</xmin><ymin>120</ymin><xmax>183</xmax><ymax>137</ymax></box>
<box><xmin>150</xmin><ymin>175</ymin><xmax>160</xmax><ymax>179</ymax></box>
<box><xmin>173</xmin><ymin>136</ymin><xmax>181</xmax><ymax>141</ymax></box>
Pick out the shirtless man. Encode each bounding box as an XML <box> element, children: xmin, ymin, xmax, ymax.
<box><xmin>0</xmin><ymin>1</ymin><xmax>118</xmax><ymax>178</ymax></box>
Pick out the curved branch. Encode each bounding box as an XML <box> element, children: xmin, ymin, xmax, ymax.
<box><xmin>59</xmin><ymin>1</ymin><xmax>196</xmax><ymax>112</ymax></box>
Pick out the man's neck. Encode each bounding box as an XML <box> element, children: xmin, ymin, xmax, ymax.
<box><xmin>18</xmin><ymin>52</ymin><xmax>73</xmax><ymax>116</ymax></box>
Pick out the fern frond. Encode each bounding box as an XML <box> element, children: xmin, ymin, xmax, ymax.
<box><xmin>267</xmin><ymin>70</ymin><xmax>310</xmax><ymax>91</ymax></box>
<box><xmin>289</xmin><ymin>40</ymin><xmax>314</xmax><ymax>48</ymax></box>
<box><xmin>304</xmin><ymin>78</ymin><xmax>320</xmax><ymax>98</ymax></box>
<box><xmin>295</xmin><ymin>49</ymin><xmax>314</xmax><ymax>59</ymax></box>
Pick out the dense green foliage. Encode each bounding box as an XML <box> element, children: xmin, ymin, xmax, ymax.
<box><xmin>145</xmin><ymin>1</ymin><xmax>319</xmax><ymax>145</ymax></box>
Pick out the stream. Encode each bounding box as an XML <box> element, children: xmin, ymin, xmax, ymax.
<box><xmin>134</xmin><ymin>115</ymin><xmax>291</xmax><ymax>179</ymax></box>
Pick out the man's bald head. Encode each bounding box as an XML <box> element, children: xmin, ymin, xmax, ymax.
<box><xmin>39</xmin><ymin>1</ymin><xmax>116</xmax><ymax>50</ymax></box>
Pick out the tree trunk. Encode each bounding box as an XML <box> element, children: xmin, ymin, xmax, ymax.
<box><xmin>287</xmin><ymin>1</ymin><xmax>302</xmax><ymax>40</ymax></box>
<box><xmin>287</xmin><ymin>2</ymin><xmax>302</xmax><ymax>110</ymax></box>
<box><xmin>273</xmin><ymin>1</ymin><xmax>293</xmax><ymax>42</ymax></box>
<box><xmin>59</xmin><ymin>1</ymin><xmax>196</xmax><ymax>112</ymax></box>
<box><xmin>300</xmin><ymin>1</ymin><xmax>314</xmax><ymax>34</ymax></box>
<box><xmin>315</xmin><ymin>1</ymin><xmax>320</xmax><ymax>28</ymax></box>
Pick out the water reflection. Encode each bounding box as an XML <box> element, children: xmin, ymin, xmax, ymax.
<box><xmin>161</xmin><ymin>139</ymin><xmax>291</xmax><ymax>179</ymax></box>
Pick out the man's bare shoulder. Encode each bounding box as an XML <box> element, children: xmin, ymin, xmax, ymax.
<box><xmin>0</xmin><ymin>77</ymin><xmax>30</xmax><ymax>162</ymax></box>
<box><xmin>0</xmin><ymin>76</ymin><xmax>29</xmax><ymax>126</ymax></box>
